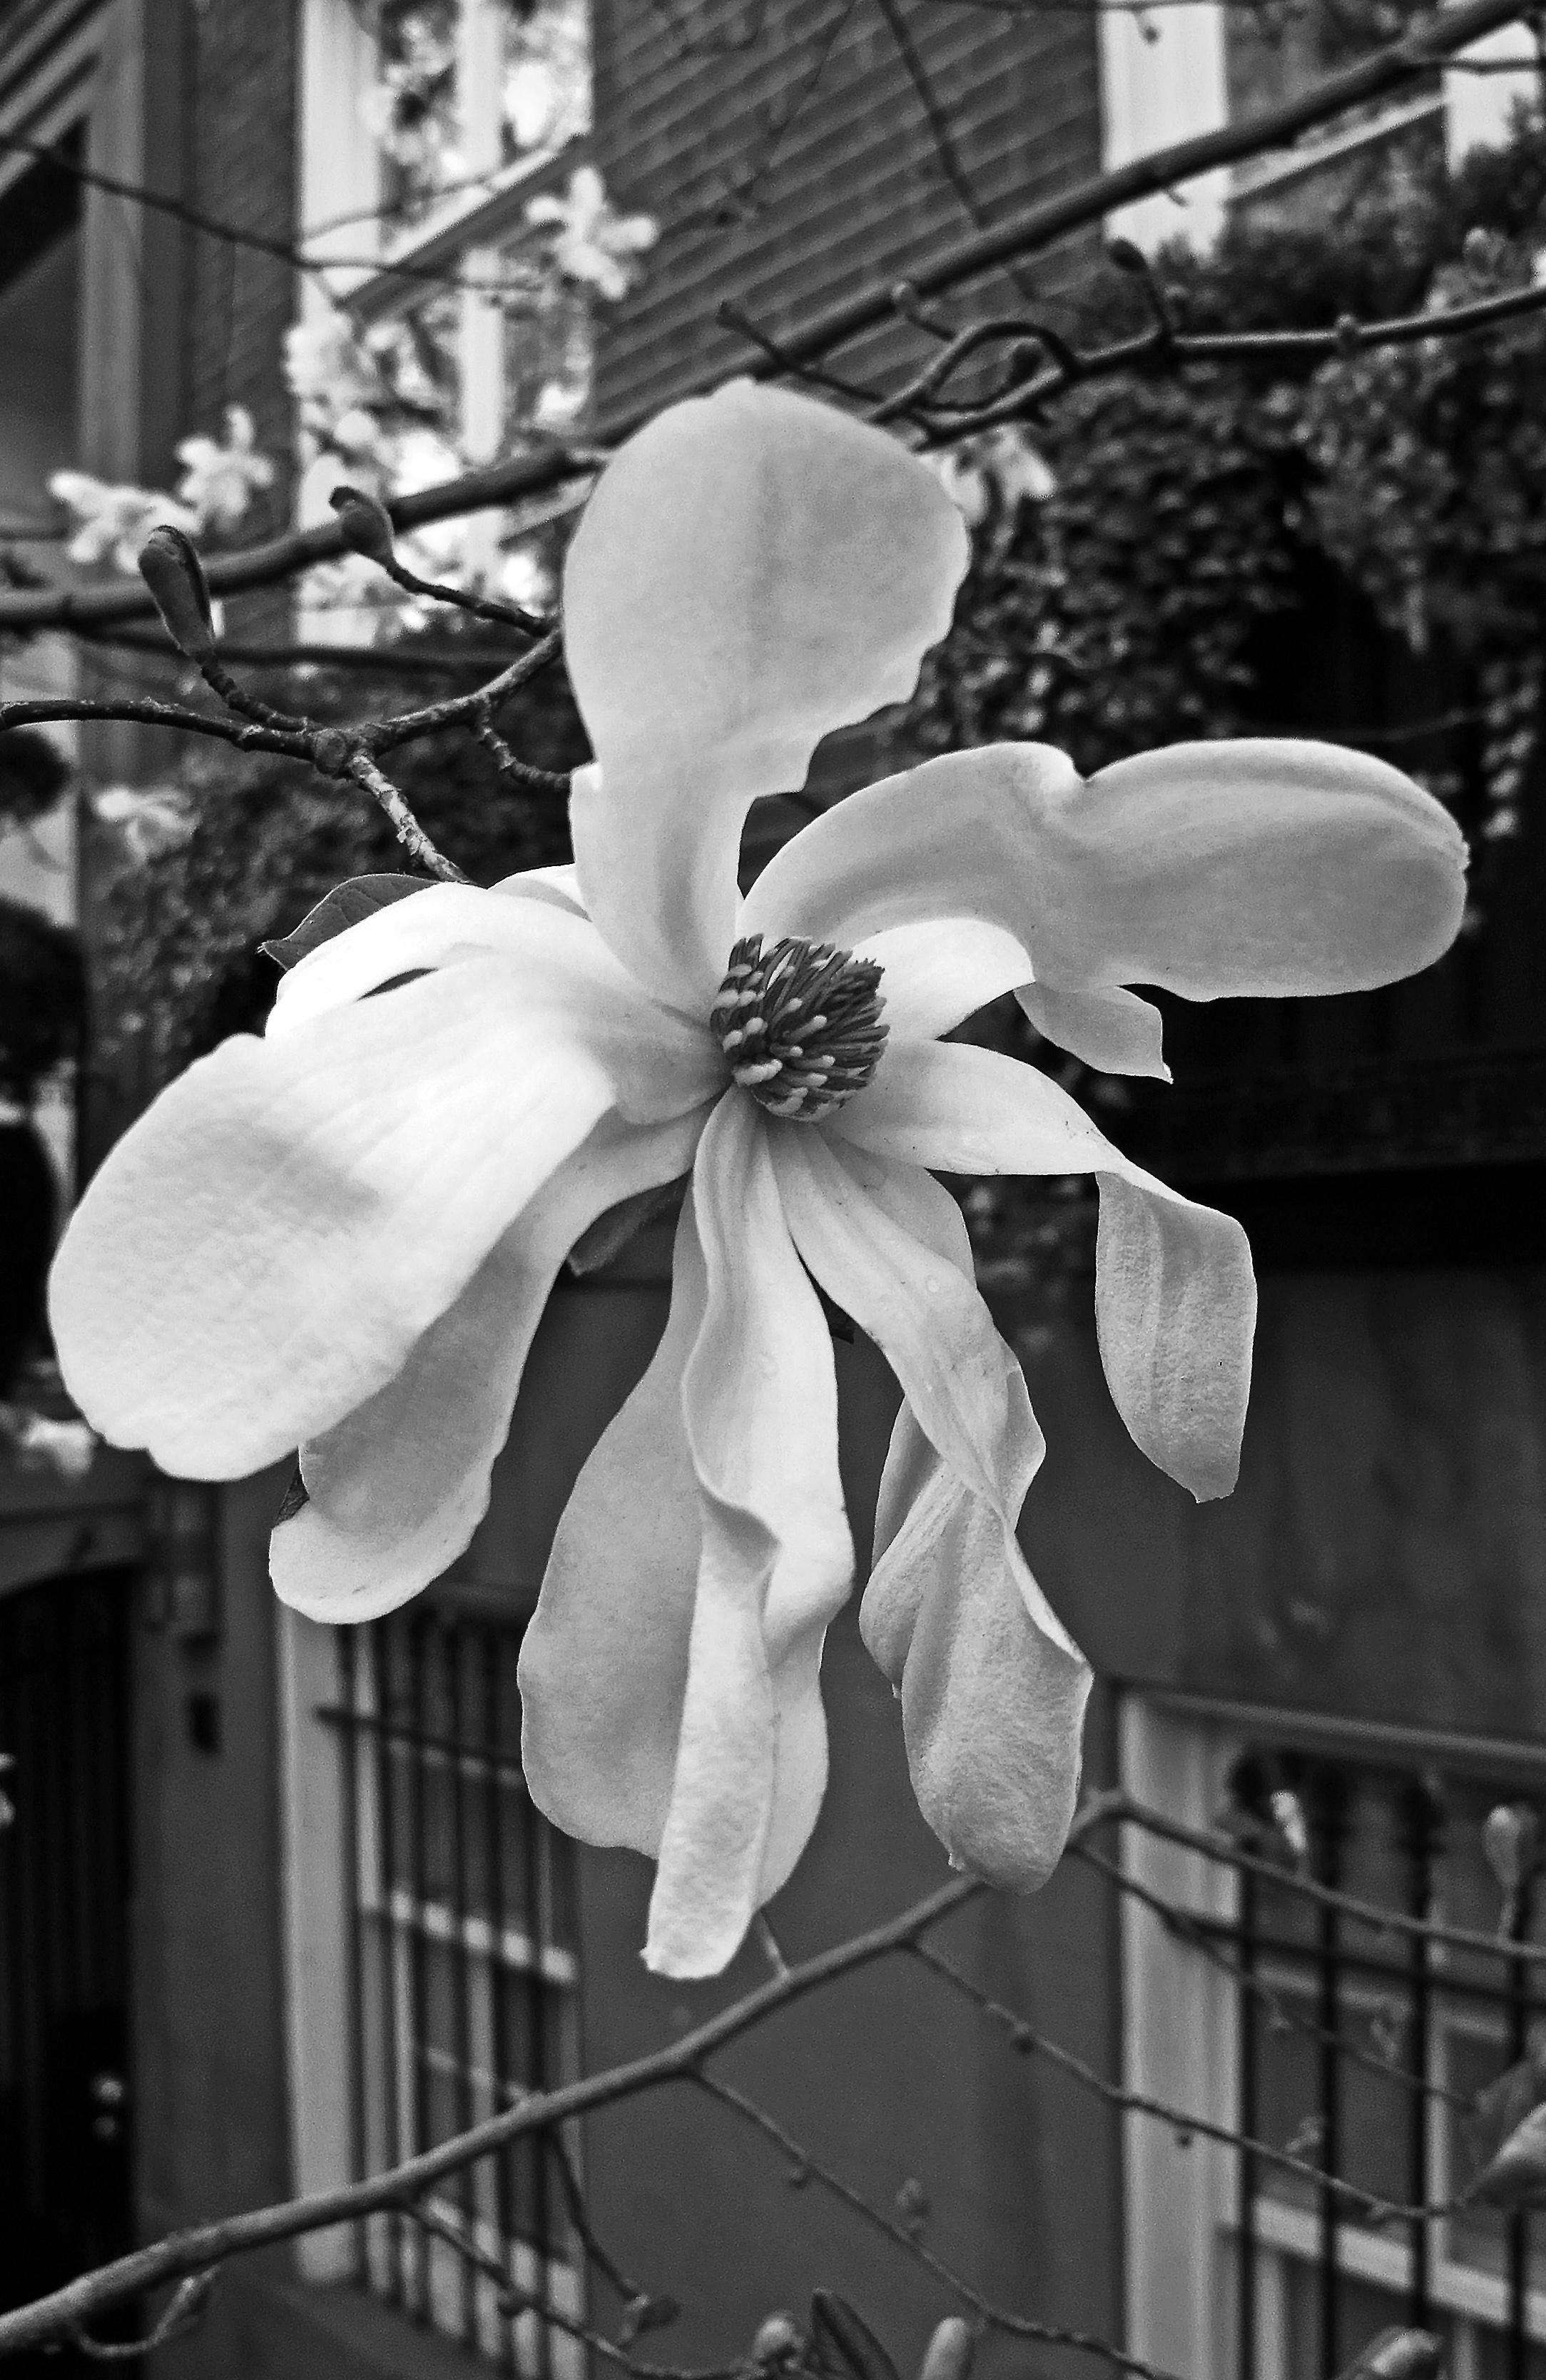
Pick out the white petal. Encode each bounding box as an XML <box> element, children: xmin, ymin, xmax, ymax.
<box><xmin>1017</xmin><ymin>983</ymin><xmax>1169</xmax><ymax>1080</ymax></box>
<box><xmin>563</xmin><ymin>383</ymin><xmax>967</xmax><ymax>1010</ymax></box>
<box><xmin>489</xmin><ymin>861</ymin><xmax>588</xmax><ymax>915</ymax></box>
<box><xmin>835</xmin><ymin>1041</ymin><xmax>1255</xmax><ymax>1500</ymax></box>
<box><xmin>862</xmin><ymin>1402</ymin><xmax>1092</xmax><ymax>1892</ymax></box>
<box><xmin>269</xmin><ymin>884</ymin><xmax>721</xmax><ymax>1122</ymax></box>
<box><xmin>856</xmin><ymin>919</ymin><xmax>1032</xmax><ymax>1042</ymax></box>
<box><xmin>745</xmin><ymin>739</ymin><xmax>1466</xmax><ymax>1002</ymax></box>
<box><xmin>268</xmin><ymin>1107</ymin><xmax>711</xmax><ymax>1622</ymax></box>
<box><xmin>522</xmin><ymin>1097</ymin><xmax>853</xmax><ymax>1978</ymax></box>
<box><xmin>770</xmin><ymin>1128</ymin><xmax>1042</xmax><ymax>1517</ymax></box>
<box><xmin>49</xmin><ymin>962</ymin><xmax>617</xmax><ymax>1478</ymax></box>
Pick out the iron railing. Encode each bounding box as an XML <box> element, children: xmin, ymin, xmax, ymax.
<box><xmin>329</xmin><ymin>1603</ymin><xmax>583</xmax><ymax>2374</ymax></box>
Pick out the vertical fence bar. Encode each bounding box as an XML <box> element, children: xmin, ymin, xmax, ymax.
<box><xmin>370</xmin><ymin>1620</ymin><xmax>409</xmax><ymax>2312</ymax></box>
<box><xmin>337</xmin><ymin>1629</ymin><xmax>368</xmax><ymax>2284</ymax></box>
<box><xmin>446</xmin><ymin>1620</ymin><xmax>478</xmax><ymax>2348</ymax></box>
<box><xmin>1402</xmin><ymin>1779</ymin><xmax>1439</xmax><ymax>2330</ymax></box>
<box><xmin>1316</xmin><ymin>1769</ymin><xmax>1348</xmax><ymax>2380</ymax></box>
<box><xmin>1237</xmin><ymin>1861</ymin><xmax>1259</xmax><ymax>2380</ymax></box>
<box><xmin>483</xmin><ymin>1624</ymin><xmax>517</xmax><ymax>2374</ymax></box>
<box><xmin>522</xmin><ymin>1684</ymin><xmax>553</xmax><ymax>2380</ymax></box>
<box><xmin>1507</xmin><ymin>1863</ymin><xmax>1535</xmax><ymax>2380</ymax></box>
<box><xmin>407</xmin><ymin>1613</ymin><xmax>433</xmax><ymax>2324</ymax></box>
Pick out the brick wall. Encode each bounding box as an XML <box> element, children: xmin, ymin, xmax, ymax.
<box><xmin>592</xmin><ymin>0</ymin><xmax>1102</xmax><ymax>422</ymax></box>
<box><xmin>185</xmin><ymin>0</ymin><xmax>299</xmax><ymax>632</ymax></box>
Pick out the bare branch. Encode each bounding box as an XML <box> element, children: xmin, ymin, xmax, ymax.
<box><xmin>0</xmin><ymin>0</ymin><xmax>1525</xmax><ymax>641</ymax></box>
<box><xmin>0</xmin><ymin>1870</ymin><xmax>990</xmax><ymax>2359</ymax></box>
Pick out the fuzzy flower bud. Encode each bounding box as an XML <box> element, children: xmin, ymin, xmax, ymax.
<box><xmin>138</xmin><ymin>526</ymin><xmax>217</xmax><ymax>658</ymax></box>
<box><xmin>330</xmin><ymin>484</ymin><xmax>397</xmax><ymax>565</ymax></box>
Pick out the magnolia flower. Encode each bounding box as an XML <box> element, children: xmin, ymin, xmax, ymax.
<box><xmin>49</xmin><ymin>385</ymin><xmax>1466</xmax><ymax>1978</ymax></box>
<box><xmin>0</xmin><ymin>1404</ymin><xmax>97</xmax><ymax>1480</ymax></box>
<box><xmin>176</xmin><ymin>405</ymin><xmax>276</xmax><ymax>532</ymax></box>
<box><xmin>931</xmin><ymin>425</ymin><xmax>1057</xmax><ymax>527</ymax></box>
<box><xmin>93</xmin><ymin>785</ymin><xmax>198</xmax><ymax>865</ymax></box>
<box><xmin>49</xmin><ymin>473</ymin><xmax>198</xmax><ymax>574</ymax></box>
<box><xmin>527</xmin><ymin>166</ymin><xmax>658</xmax><ymax>302</ymax></box>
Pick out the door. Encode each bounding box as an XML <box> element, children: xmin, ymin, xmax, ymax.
<box><xmin>0</xmin><ymin>1568</ymin><xmax>134</xmax><ymax>2369</ymax></box>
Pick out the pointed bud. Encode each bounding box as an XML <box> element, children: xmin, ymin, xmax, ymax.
<box><xmin>1106</xmin><ymin>238</ymin><xmax>1149</xmax><ymax>275</ymax></box>
<box><xmin>917</xmin><ymin>2321</ymin><xmax>975</xmax><ymax>2380</ymax></box>
<box><xmin>138</xmin><ymin>526</ymin><xmax>216</xmax><ymax>658</ymax></box>
<box><xmin>1335</xmin><ymin>2329</ymin><xmax>1443</xmax><ymax>2380</ymax></box>
<box><xmin>330</xmin><ymin>483</ymin><xmax>396</xmax><ymax>564</ymax></box>
<box><xmin>1485</xmin><ymin>1803</ymin><xmax>1539</xmax><ymax>1899</ymax></box>
<box><xmin>1471</xmin><ymin>2098</ymin><xmax>1546</xmax><ymax>2207</ymax></box>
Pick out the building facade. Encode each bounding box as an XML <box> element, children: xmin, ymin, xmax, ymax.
<box><xmin>4</xmin><ymin>8</ymin><xmax>1546</xmax><ymax>2380</ymax></box>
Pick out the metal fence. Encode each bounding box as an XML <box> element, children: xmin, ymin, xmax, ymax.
<box><xmin>327</xmin><ymin>1602</ymin><xmax>584</xmax><ymax>2376</ymax></box>
<box><xmin>1166</xmin><ymin>1744</ymin><xmax>1546</xmax><ymax>2380</ymax></box>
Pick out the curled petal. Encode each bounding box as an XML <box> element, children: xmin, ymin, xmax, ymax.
<box><xmin>746</xmin><ymin>740</ymin><xmax>1466</xmax><ymax>1002</ymax></box>
<box><xmin>856</xmin><ymin>919</ymin><xmax>1032</xmax><ymax>1042</ymax></box>
<box><xmin>563</xmin><ymin>383</ymin><xmax>967</xmax><ymax>1010</ymax></box>
<box><xmin>269</xmin><ymin>885</ymin><xmax>721</xmax><ymax>1120</ymax></box>
<box><xmin>270</xmin><ymin>1107</ymin><xmax>711</xmax><ymax>1622</ymax></box>
<box><xmin>835</xmin><ymin>1041</ymin><xmax>1255</xmax><ymax>1501</ymax></box>
<box><xmin>863</xmin><ymin>1402</ymin><xmax>1092</xmax><ymax>1893</ymax></box>
<box><xmin>522</xmin><ymin>1097</ymin><xmax>853</xmax><ymax>1979</ymax></box>
<box><xmin>802</xmin><ymin>1149</ymin><xmax>1090</xmax><ymax>1892</ymax></box>
<box><xmin>1017</xmin><ymin>983</ymin><xmax>1169</xmax><ymax>1081</ymax></box>
<box><xmin>50</xmin><ymin>962</ymin><xmax>616</xmax><ymax>1478</ymax></box>
<box><xmin>770</xmin><ymin>1129</ymin><xmax>1042</xmax><ymax>1518</ymax></box>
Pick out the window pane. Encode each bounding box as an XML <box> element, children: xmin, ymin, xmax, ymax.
<box><xmin>502</xmin><ymin>0</ymin><xmax>591</xmax><ymax>161</ymax></box>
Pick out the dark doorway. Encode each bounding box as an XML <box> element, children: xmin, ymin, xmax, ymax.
<box><xmin>0</xmin><ymin>1568</ymin><xmax>135</xmax><ymax>2370</ymax></box>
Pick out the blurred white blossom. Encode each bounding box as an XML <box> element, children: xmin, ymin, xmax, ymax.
<box><xmin>176</xmin><ymin>405</ymin><xmax>276</xmax><ymax>531</ymax></box>
<box><xmin>93</xmin><ymin>784</ymin><xmax>198</xmax><ymax>864</ymax></box>
<box><xmin>0</xmin><ymin>1405</ymin><xmax>97</xmax><ymax>1480</ymax></box>
<box><xmin>49</xmin><ymin>474</ymin><xmax>198</xmax><ymax>573</ymax></box>
<box><xmin>929</xmin><ymin>425</ymin><xmax>1057</xmax><ymax>528</ymax></box>
<box><xmin>527</xmin><ymin>167</ymin><xmax>656</xmax><ymax>301</ymax></box>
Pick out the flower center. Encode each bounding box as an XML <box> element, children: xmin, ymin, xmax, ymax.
<box><xmin>709</xmin><ymin>932</ymin><xmax>888</xmax><ymax>1123</ymax></box>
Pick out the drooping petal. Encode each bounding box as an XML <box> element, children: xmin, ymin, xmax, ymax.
<box><xmin>835</xmin><ymin>1040</ymin><xmax>1256</xmax><ymax>1500</ymax></box>
<box><xmin>520</xmin><ymin>1096</ymin><xmax>853</xmax><ymax>1979</ymax></box>
<box><xmin>563</xmin><ymin>383</ymin><xmax>968</xmax><ymax>1011</ymax></box>
<box><xmin>775</xmin><ymin>1139</ymin><xmax>1090</xmax><ymax>1893</ymax></box>
<box><xmin>49</xmin><ymin>962</ymin><xmax>619</xmax><ymax>1479</ymax></box>
<box><xmin>746</xmin><ymin>739</ymin><xmax>1466</xmax><ymax>1001</ymax></box>
<box><xmin>1017</xmin><ymin>982</ymin><xmax>1169</xmax><ymax>1080</ymax></box>
<box><xmin>269</xmin><ymin>883</ymin><xmax>721</xmax><ymax>1121</ymax></box>
<box><xmin>269</xmin><ymin>1107</ymin><xmax>711</xmax><ymax>1622</ymax></box>
<box><xmin>770</xmin><ymin>1128</ymin><xmax>1042</xmax><ymax>1517</ymax></box>
<box><xmin>855</xmin><ymin>918</ymin><xmax>1032</xmax><ymax>1042</ymax></box>
<box><xmin>863</xmin><ymin>1401</ymin><xmax>1092</xmax><ymax>1893</ymax></box>
<box><xmin>519</xmin><ymin>1200</ymin><xmax>706</xmax><ymax>1869</ymax></box>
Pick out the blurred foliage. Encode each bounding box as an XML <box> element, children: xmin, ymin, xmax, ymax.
<box><xmin>913</xmin><ymin>102</ymin><xmax>1546</xmax><ymax>834</ymax></box>
<box><xmin>95</xmin><ymin>611</ymin><xmax>584</xmax><ymax>1084</ymax></box>
<box><xmin>913</xmin><ymin>106</ymin><xmax>1546</xmax><ymax>1296</ymax></box>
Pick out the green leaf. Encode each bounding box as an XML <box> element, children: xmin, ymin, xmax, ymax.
<box><xmin>261</xmin><ymin>874</ymin><xmax>434</xmax><ymax>971</ymax></box>
<box><xmin>1469</xmin><ymin>2096</ymin><xmax>1546</xmax><ymax>2207</ymax></box>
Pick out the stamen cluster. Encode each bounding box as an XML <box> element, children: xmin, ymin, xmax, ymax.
<box><xmin>710</xmin><ymin>932</ymin><xmax>888</xmax><ymax>1122</ymax></box>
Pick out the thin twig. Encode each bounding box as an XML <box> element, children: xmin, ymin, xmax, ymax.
<box><xmin>0</xmin><ymin>0</ymin><xmax>1525</xmax><ymax>640</ymax></box>
<box><xmin>695</xmin><ymin>2070</ymin><xmax>1186</xmax><ymax>2380</ymax></box>
<box><xmin>0</xmin><ymin>1871</ymin><xmax>986</xmax><ymax>2358</ymax></box>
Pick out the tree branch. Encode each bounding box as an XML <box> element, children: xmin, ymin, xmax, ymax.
<box><xmin>0</xmin><ymin>0</ymin><xmax>1525</xmax><ymax>640</ymax></box>
<box><xmin>0</xmin><ymin>1869</ymin><xmax>992</xmax><ymax>2360</ymax></box>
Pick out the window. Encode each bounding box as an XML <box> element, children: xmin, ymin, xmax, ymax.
<box><xmin>1098</xmin><ymin>0</ymin><xmax>1538</xmax><ymax>253</ymax></box>
<box><xmin>1122</xmin><ymin>1699</ymin><xmax>1546</xmax><ymax>2380</ymax></box>
<box><xmin>296</xmin><ymin>0</ymin><xmax>596</xmax><ymax>634</ymax></box>
<box><xmin>280</xmin><ymin>1597</ymin><xmax>584</xmax><ymax>2374</ymax></box>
